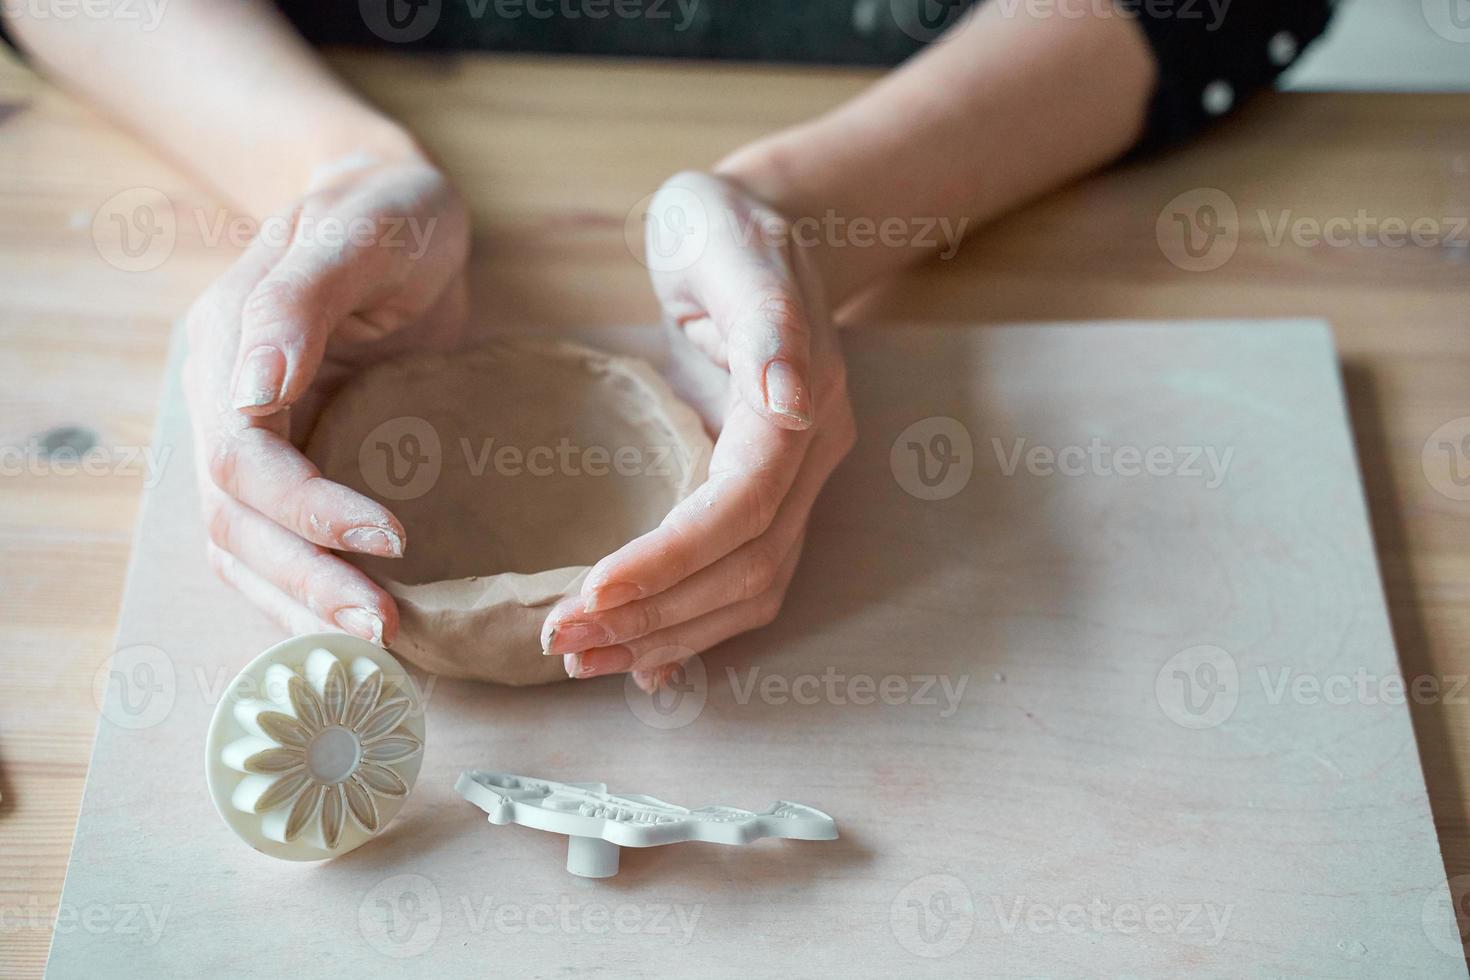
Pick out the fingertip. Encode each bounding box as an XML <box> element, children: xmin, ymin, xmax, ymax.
<box><xmin>761</xmin><ymin>358</ymin><xmax>813</xmax><ymax>429</ymax></box>
<box><xmin>341</xmin><ymin>524</ymin><xmax>405</xmax><ymax>558</ymax></box>
<box><xmin>231</xmin><ymin>345</ymin><xmax>287</xmax><ymax>413</ymax></box>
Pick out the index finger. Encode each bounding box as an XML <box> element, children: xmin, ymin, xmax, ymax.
<box><xmin>580</xmin><ymin>394</ymin><xmax>812</xmax><ymax>612</ymax></box>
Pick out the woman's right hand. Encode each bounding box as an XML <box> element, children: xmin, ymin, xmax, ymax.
<box><xmin>183</xmin><ymin>152</ymin><xmax>470</xmax><ymax>646</ymax></box>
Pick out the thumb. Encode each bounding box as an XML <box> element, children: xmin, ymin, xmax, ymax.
<box><xmin>700</xmin><ymin>262</ymin><xmax>816</xmax><ymax>431</ymax></box>
<box><xmin>228</xmin><ymin>212</ymin><xmax>389</xmax><ymax>415</ymax></box>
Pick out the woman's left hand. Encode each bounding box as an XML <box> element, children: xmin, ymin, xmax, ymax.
<box><xmin>539</xmin><ymin>171</ymin><xmax>856</xmax><ymax>692</ymax></box>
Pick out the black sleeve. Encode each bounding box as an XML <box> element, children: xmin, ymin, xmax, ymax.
<box><xmin>0</xmin><ymin>0</ymin><xmax>1337</xmax><ymax>154</ymax></box>
<box><xmin>1129</xmin><ymin>0</ymin><xmax>1335</xmax><ymax>152</ymax></box>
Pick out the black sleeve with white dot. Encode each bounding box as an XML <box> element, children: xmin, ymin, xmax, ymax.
<box><xmin>0</xmin><ymin>0</ymin><xmax>1336</xmax><ymax>156</ymax></box>
<box><xmin>1129</xmin><ymin>0</ymin><xmax>1335</xmax><ymax>153</ymax></box>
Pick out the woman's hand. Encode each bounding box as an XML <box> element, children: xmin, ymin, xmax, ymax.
<box><xmin>184</xmin><ymin>153</ymin><xmax>470</xmax><ymax>645</ymax></box>
<box><xmin>540</xmin><ymin>171</ymin><xmax>857</xmax><ymax>691</ymax></box>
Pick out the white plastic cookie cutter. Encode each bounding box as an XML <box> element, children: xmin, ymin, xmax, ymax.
<box><xmin>205</xmin><ymin>633</ymin><xmax>427</xmax><ymax>861</ymax></box>
<box><xmin>456</xmin><ymin>770</ymin><xmax>839</xmax><ymax>878</ymax></box>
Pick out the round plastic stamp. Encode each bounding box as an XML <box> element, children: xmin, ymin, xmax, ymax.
<box><xmin>205</xmin><ymin>632</ymin><xmax>427</xmax><ymax>860</ymax></box>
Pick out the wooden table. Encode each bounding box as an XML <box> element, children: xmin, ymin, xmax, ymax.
<box><xmin>0</xmin><ymin>51</ymin><xmax>1466</xmax><ymax>976</ymax></box>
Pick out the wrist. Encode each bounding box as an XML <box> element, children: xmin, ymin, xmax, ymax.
<box><xmin>715</xmin><ymin>133</ymin><xmax>853</xmax><ymax>309</ymax></box>
<box><xmin>249</xmin><ymin>115</ymin><xmax>437</xmax><ymax>217</ymax></box>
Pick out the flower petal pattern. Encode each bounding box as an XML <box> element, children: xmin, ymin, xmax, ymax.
<box><xmin>288</xmin><ymin>675</ymin><xmax>327</xmax><ymax>733</ymax></box>
<box><xmin>358</xmin><ymin>698</ymin><xmax>411</xmax><ymax>742</ymax></box>
<box><xmin>254</xmin><ymin>770</ymin><xmax>311</xmax><ymax>813</ymax></box>
<box><xmin>362</xmin><ymin>735</ymin><xmax>421</xmax><ymax>764</ymax></box>
<box><xmin>240</xmin><ymin>653</ymin><xmax>418</xmax><ymax>851</ymax></box>
<box><xmin>322</xmin><ymin>785</ymin><xmax>346</xmax><ymax>849</ymax></box>
<box><xmin>343</xmin><ymin>670</ymin><xmax>383</xmax><ymax>730</ymax></box>
<box><xmin>322</xmin><ymin>659</ymin><xmax>347</xmax><ymax>725</ymax></box>
<box><xmin>243</xmin><ymin>747</ymin><xmax>306</xmax><ymax>774</ymax></box>
<box><xmin>355</xmin><ymin>763</ymin><xmax>409</xmax><ymax>798</ymax></box>
<box><xmin>343</xmin><ymin>776</ymin><xmax>380</xmax><ymax>833</ymax></box>
<box><xmin>285</xmin><ymin>783</ymin><xmax>325</xmax><ymax>842</ymax></box>
<box><xmin>257</xmin><ymin>711</ymin><xmax>310</xmax><ymax>748</ymax></box>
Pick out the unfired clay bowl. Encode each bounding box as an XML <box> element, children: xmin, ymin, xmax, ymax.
<box><xmin>305</xmin><ymin>339</ymin><xmax>711</xmax><ymax>686</ymax></box>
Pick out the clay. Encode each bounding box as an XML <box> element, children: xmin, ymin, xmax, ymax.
<box><xmin>305</xmin><ymin>340</ymin><xmax>711</xmax><ymax>685</ymax></box>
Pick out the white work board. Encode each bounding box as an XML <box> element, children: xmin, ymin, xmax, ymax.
<box><xmin>47</xmin><ymin>320</ymin><xmax>1463</xmax><ymax>978</ymax></box>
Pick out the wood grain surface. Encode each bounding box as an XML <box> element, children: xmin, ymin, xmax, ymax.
<box><xmin>1</xmin><ymin>50</ymin><xmax>1467</xmax><ymax>976</ymax></box>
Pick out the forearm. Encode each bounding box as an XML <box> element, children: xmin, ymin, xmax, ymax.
<box><xmin>717</xmin><ymin>2</ymin><xmax>1156</xmax><ymax>309</ymax></box>
<box><xmin>6</xmin><ymin>0</ymin><xmax>420</xmax><ymax>216</ymax></box>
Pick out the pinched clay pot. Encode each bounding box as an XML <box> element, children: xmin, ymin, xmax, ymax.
<box><xmin>306</xmin><ymin>339</ymin><xmax>711</xmax><ymax>685</ymax></box>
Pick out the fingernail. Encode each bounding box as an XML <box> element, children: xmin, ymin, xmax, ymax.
<box><xmin>563</xmin><ymin>653</ymin><xmax>581</xmax><ymax>679</ymax></box>
<box><xmin>631</xmin><ymin>669</ymin><xmax>659</xmax><ymax>694</ymax></box>
<box><xmin>543</xmin><ymin>620</ymin><xmax>614</xmax><ymax>655</ymax></box>
<box><xmin>762</xmin><ymin>358</ymin><xmax>812</xmax><ymax>427</ymax></box>
<box><xmin>335</xmin><ymin>607</ymin><xmax>385</xmax><ymax>646</ymax></box>
<box><xmin>575</xmin><ymin>647</ymin><xmax>635</xmax><ymax>678</ymax></box>
<box><xmin>342</xmin><ymin>525</ymin><xmax>404</xmax><ymax>558</ymax></box>
<box><xmin>232</xmin><ymin>345</ymin><xmax>286</xmax><ymax>410</ymax></box>
<box><xmin>585</xmin><ymin>581</ymin><xmax>643</xmax><ymax>613</ymax></box>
